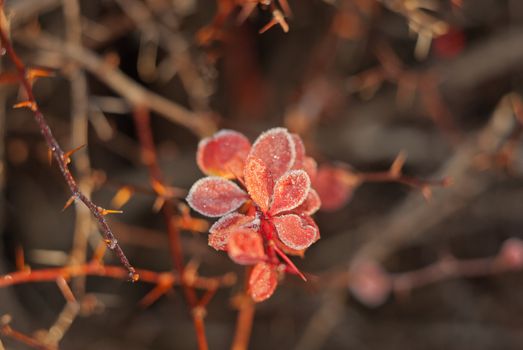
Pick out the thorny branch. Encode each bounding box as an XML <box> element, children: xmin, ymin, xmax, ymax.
<box><xmin>0</xmin><ymin>1</ymin><xmax>137</xmax><ymax>280</ymax></box>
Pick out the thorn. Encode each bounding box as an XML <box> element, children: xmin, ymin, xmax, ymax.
<box><xmin>97</xmin><ymin>207</ymin><xmax>123</xmax><ymax>216</ymax></box>
<box><xmin>26</xmin><ymin>67</ymin><xmax>54</xmax><ymax>82</ymax></box>
<box><xmin>390</xmin><ymin>151</ymin><xmax>407</xmax><ymax>177</ymax></box>
<box><xmin>279</xmin><ymin>0</ymin><xmax>293</xmax><ymax>17</ymax></box>
<box><xmin>13</xmin><ymin>100</ymin><xmax>37</xmax><ymax>111</ymax></box>
<box><xmin>237</xmin><ymin>2</ymin><xmax>258</xmax><ymax>24</ymax></box>
<box><xmin>421</xmin><ymin>185</ymin><xmax>432</xmax><ymax>201</ymax></box>
<box><xmin>259</xmin><ymin>10</ymin><xmax>289</xmax><ymax>34</ymax></box>
<box><xmin>48</xmin><ymin>148</ymin><xmax>53</xmax><ymax>165</ymax></box>
<box><xmin>152</xmin><ymin>197</ymin><xmax>165</xmax><ymax>212</ymax></box>
<box><xmin>15</xmin><ymin>245</ymin><xmax>26</xmax><ymax>272</ymax></box>
<box><xmin>111</xmin><ymin>186</ymin><xmax>134</xmax><ymax>209</ymax></box>
<box><xmin>63</xmin><ymin>144</ymin><xmax>86</xmax><ymax>165</ymax></box>
<box><xmin>62</xmin><ymin>196</ymin><xmax>76</xmax><ymax>212</ymax></box>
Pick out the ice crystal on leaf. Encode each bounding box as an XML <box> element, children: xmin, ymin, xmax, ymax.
<box><xmin>186</xmin><ymin>127</ymin><xmax>322</xmax><ymax>302</ymax></box>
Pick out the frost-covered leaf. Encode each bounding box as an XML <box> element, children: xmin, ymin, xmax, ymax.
<box><xmin>303</xmin><ymin>157</ymin><xmax>318</xmax><ymax>181</ymax></box>
<box><xmin>248</xmin><ymin>127</ymin><xmax>295</xmax><ymax>181</ymax></box>
<box><xmin>244</xmin><ymin>156</ymin><xmax>273</xmax><ymax>212</ymax></box>
<box><xmin>294</xmin><ymin>189</ymin><xmax>321</xmax><ymax>215</ymax></box>
<box><xmin>313</xmin><ymin>164</ymin><xmax>359</xmax><ymax>211</ymax></box>
<box><xmin>186</xmin><ymin>177</ymin><xmax>248</xmax><ymax>217</ymax></box>
<box><xmin>248</xmin><ymin>262</ymin><xmax>278</xmax><ymax>302</ymax></box>
<box><xmin>291</xmin><ymin>134</ymin><xmax>306</xmax><ymax>170</ymax></box>
<box><xmin>197</xmin><ymin>130</ymin><xmax>251</xmax><ymax>179</ymax></box>
<box><xmin>208</xmin><ymin>213</ymin><xmax>257</xmax><ymax>250</ymax></box>
<box><xmin>273</xmin><ymin>213</ymin><xmax>317</xmax><ymax>251</ymax></box>
<box><xmin>227</xmin><ymin>229</ymin><xmax>266</xmax><ymax>265</ymax></box>
<box><xmin>269</xmin><ymin>170</ymin><xmax>310</xmax><ymax>215</ymax></box>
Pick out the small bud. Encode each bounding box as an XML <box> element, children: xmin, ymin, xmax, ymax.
<box><xmin>498</xmin><ymin>238</ymin><xmax>523</xmax><ymax>269</ymax></box>
<box><xmin>349</xmin><ymin>261</ymin><xmax>392</xmax><ymax>307</ymax></box>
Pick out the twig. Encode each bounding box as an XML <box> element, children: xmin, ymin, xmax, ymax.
<box><xmin>0</xmin><ymin>1</ymin><xmax>137</xmax><ymax>280</ymax></box>
<box><xmin>17</xmin><ymin>30</ymin><xmax>217</xmax><ymax>137</ymax></box>
<box><xmin>62</xmin><ymin>0</ymin><xmax>92</xmax><ymax>299</ymax></box>
<box><xmin>231</xmin><ymin>268</ymin><xmax>256</xmax><ymax>350</ymax></box>
<box><xmin>133</xmin><ymin>106</ymin><xmax>209</xmax><ymax>350</ymax></box>
<box><xmin>0</xmin><ymin>262</ymin><xmax>235</xmax><ymax>290</ymax></box>
<box><xmin>0</xmin><ymin>315</ymin><xmax>53</xmax><ymax>350</ymax></box>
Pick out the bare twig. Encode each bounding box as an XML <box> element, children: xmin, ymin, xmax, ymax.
<box><xmin>133</xmin><ymin>106</ymin><xmax>209</xmax><ymax>350</ymax></box>
<box><xmin>17</xmin><ymin>30</ymin><xmax>217</xmax><ymax>137</ymax></box>
<box><xmin>231</xmin><ymin>268</ymin><xmax>256</xmax><ymax>350</ymax></box>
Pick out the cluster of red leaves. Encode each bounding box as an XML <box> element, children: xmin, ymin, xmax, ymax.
<box><xmin>187</xmin><ymin>128</ymin><xmax>321</xmax><ymax>301</ymax></box>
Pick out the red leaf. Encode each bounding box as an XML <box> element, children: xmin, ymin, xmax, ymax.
<box><xmin>248</xmin><ymin>262</ymin><xmax>278</xmax><ymax>302</ymax></box>
<box><xmin>208</xmin><ymin>213</ymin><xmax>257</xmax><ymax>250</ymax></box>
<box><xmin>197</xmin><ymin>130</ymin><xmax>251</xmax><ymax>179</ymax></box>
<box><xmin>349</xmin><ymin>261</ymin><xmax>391</xmax><ymax>307</ymax></box>
<box><xmin>248</xmin><ymin>127</ymin><xmax>295</xmax><ymax>181</ymax></box>
<box><xmin>269</xmin><ymin>170</ymin><xmax>310</xmax><ymax>215</ymax></box>
<box><xmin>294</xmin><ymin>189</ymin><xmax>321</xmax><ymax>216</ymax></box>
<box><xmin>244</xmin><ymin>156</ymin><xmax>273</xmax><ymax>212</ymax></box>
<box><xmin>227</xmin><ymin>229</ymin><xmax>266</xmax><ymax>265</ymax></box>
<box><xmin>313</xmin><ymin>164</ymin><xmax>358</xmax><ymax>211</ymax></box>
<box><xmin>303</xmin><ymin>157</ymin><xmax>318</xmax><ymax>181</ymax></box>
<box><xmin>291</xmin><ymin>134</ymin><xmax>306</xmax><ymax>170</ymax></box>
<box><xmin>273</xmin><ymin>214</ymin><xmax>317</xmax><ymax>250</ymax></box>
<box><xmin>186</xmin><ymin>177</ymin><xmax>248</xmax><ymax>217</ymax></box>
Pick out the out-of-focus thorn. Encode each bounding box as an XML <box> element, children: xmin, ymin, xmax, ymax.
<box><xmin>15</xmin><ymin>245</ymin><xmax>27</xmax><ymax>272</ymax></box>
<box><xmin>91</xmin><ymin>241</ymin><xmax>107</xmax><ymax>264</ymax></box>
<box><xmin>62</xmin><ymin>196</ymin><xmax>76</xmax><ymax>212</ymax></box>
<box><xmin>152</xmin><ymin>197</ymin><xmax>165</xmax><ymax>212</ymax></box>
<box><xmin>48</xmin><ymin>148</ymin><xmax>53</xmax><ymax>165</ymax></box>
<box><xmin>26</xmin><ymin>67</ymin><xmax>54</xmax><ymax>83</ymax></box>
<box><xmin>421</xmin><ymin>185</ymin><xmax>432</xmax><ymax>201</ymax></box>
<box><xmin>56</xmin><ymin>276</ymin><xmax>77</xmax><ymax>303</ymax></box>
<box><xmin>259</xmin><ymin>10</ymin><xmax>289</xmax><ymax>33</ymax></box>
<box><xmin>13</xmin><ymin>100</ymin><xmax>37</xmax><ymax>111</ymax></box>
<box><xmin>111</xmin><ymin>186</ymin><xmax>134</xmax><ymax>209</ymax></box>
<box><xmin>151</xmin><ymin>179</ymin><xmax>166</xmax><ymax>196</ymax></box>
<box><xmin>97</xmin><ymin>207</ymin><xmax>123</xmax><ymax>216</ymax></box>
<box><xmin>63</xmin><ymin>144</ymin><xmax>86</xmax><ymax>165</ymax></box>
<box><xmin>279</xmin><ymin>0</ymin><xmax>292</xmax><ymax>17</ymax></box>
<box><xmin>138</xmin><ymin>273</ymin><xmax>175</xmax><ymax>308</ymax></box>
<box><xmin>237</xmin><ymin>1</ymin><xmax>258</xmax><ymax>24</ymax></box>
<box><xmin>390</xmin><ymin>151</ymin><xmax>407</xmax><ymax>177</ymax></box>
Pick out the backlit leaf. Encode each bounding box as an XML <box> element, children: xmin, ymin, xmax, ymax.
<box><xmin>269</xmin><ymin>170</ymin><xmax>310</xmax><ymax>215</ymax></box>
<box><xmin>244</xmin><ymin>156</ymin><xmax>273</xmax><ymax>212</ymax></box>
<box><xmin>294</xmin><ymin>189</ymin><xmax>321</xmax><ymax>215</ymax></box>
<box><xmin>313</xmin><ymin>164</ymin><xmax>359</xmax><ymax>211</ymax></box>
<box><xmin>248</xmin><ymin>262</ymin><xmax>278</xmax><ymax>302</ymax></box>
<box><xmin>186</xmin><ymin>177</ymin><xmax>248</xmax><ymax>217</ymax></box>
<box><xmin>197</xmin><ymin>130</ymin><xmax>251</xmax><ymax>179</ymax></box>
<box><xmin>227</xmin><ymin>229</ymin><xmax>266</xmax><ymax>265</ymax></box>
<box><xmin>209</xmin><ymin>213</ymin><xmax>257</xmax><ymax>250</ymax></box>
<box><xmin>273</xmin><ymin>213</ymin><xmax>317</xmax><ymax>251</ymax></box>
<box><xmin>248</xmin><ymin>127</ymin><xmax>295</xmax><ymax>181</ymax></box>
<box><xmin>291</xmin><ymin>134</ymin><xmax>306</xmax><ymax>170</ymax></box>
<box><xmin>303</xmin><ymin>157</ymin><xmax>318</xmax><ymax>181</ymax></box>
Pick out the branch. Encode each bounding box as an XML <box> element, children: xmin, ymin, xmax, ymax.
<box><xmin>0</xmin><ymin>262</ymin><xmax>235</xmax><ymax>290</ymax></box>
<box><xmin>0</xmin><ymin>1</ymin><xmax>137</xmax><ymax>280</ymax></box>
<box><xmin>133</xmin><ymin>106</ymin><xmax>209</xmax><ymax>350</ymax></box>
<box><xmin>16</xmin><ymin>29</ymin><xmax>217</xmax><ymax>138</ymax></box>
